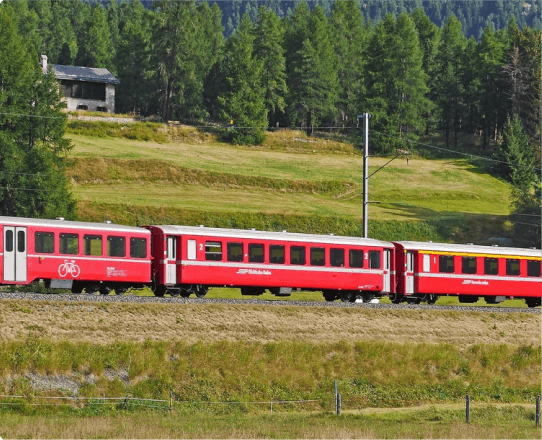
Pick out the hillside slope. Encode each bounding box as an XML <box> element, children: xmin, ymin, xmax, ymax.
<box><xmin>66</xmin><ymin>123</ymin><xmax>514</xmax><ymax>244</ymax></box>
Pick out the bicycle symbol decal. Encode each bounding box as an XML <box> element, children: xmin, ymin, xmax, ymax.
<box><xmin>58</xmin><ymin>260</ymin><xmax>81</xmax><ymax>278</ymax></box>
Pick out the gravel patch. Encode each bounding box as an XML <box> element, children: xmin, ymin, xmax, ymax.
<box><xmin>0</xmin><ymin>291</ymin><xmax>538</xmax><ymax>314</ymax></box>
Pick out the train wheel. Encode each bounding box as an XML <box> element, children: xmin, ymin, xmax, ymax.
<box><xmin>424</xmin><ymin>294</ymin><xmax>437</xmax><ymax>305</ymax></box>
<box><xmin>526</xmin><ymin>298</ymin><xmax>541</xmax><ymax>308</ymax></box>
<box><xmin>71</xmin><ymin>281</ymin><xmax>84</xmax><ymax>294</ymax></box>
<box><xmin>115</xmin><ymin>287</ymin><xmax>127</xmax><ymax>296</ymax></box>
<box><xmin>339</xmin><ymin>291</ymin><xmax>354</xmax><ymax>302</ymax></box>
<box><xmin>195</xmin><ymin>286</ymin><xmax>208</xmax><ymax>298</ymax></box>
<box><xmin>406</xmin><ymin>297</ymin><xmax>421</xmax><ymax>305</ymax></box>
<box><xmin>322</xmin><ymin>290</ymin><xmax>337</xmax><ymax>302</ymax></box>
<box><xmin>99</xmin><ymin>284</ymin><xmax>111</xmax><ymax>295</ymax></box>
<box><xmin>170</xmin><ymin>291</ymin><xmax>180</xmax><ymax>297</ymax></box>
<box><xmin>390</xmin><ymin>293</ymin><xmax>403</xmax><ymax>304</ymax></box>
<box><xmin>153</xmin><ymin>285</ymin><xmax>166</xmax><ymax>297</ymax></box>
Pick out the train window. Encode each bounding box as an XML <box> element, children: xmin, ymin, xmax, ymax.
<box><xmin>269</xmin><ymin>245</ymin><xmax>285</xmax><ymax>264</ymax></box>
<box><xmin>227</xmin><ymin>242</ymin><xmax>243</xmax><ymax>262</ymax></box>
<box><xmin>330</xmin><ymin>248</ymin><xmax>345</xmax><ymax>267</ymax></box>
<box><xmin>60</xmin><ymin>233</ymin><xmax>79</xmax><ymax>255</ymax></box>
<box><xmin>290</xmin><ymin>246</ymin><xmax>306</xmax><ymax>265</ymax></box>
<box><xmin>249</xmin><ymin>243</ymin><xmax>265</xmax><ymax>263</ymax></box>
<box><xmin>17</xmin><ymin>230</ymin><xmax>25</xmax><ymax>253</ymax></box>
<box><xmin>506</xmin><ymin>259</ymin><xmax>520</xmax><ymax>276</ymax></box>
<box><xmin>484</xmin><ymin>258</ymin><xmax>499</xmax><ymax>275</ymax></box>
<box><xmin>84</xmin><ymin>235</ymin><xmax>102</xmax><ymax>256</ymax></box>
<box><xmin>349</xmin><ymin>249</ymin><xmax>363</xmax><ymax>268</ymax></box>
<box><xmin>439</xmin><ymin>255</ymin><xmax>454</xmax><ymax>273</ymax></box>
<box><xmin>205</xmin><ymin>241</ymin><xmax>222</xmax><ymax>261</ymax></box>
<box><xmin>5</xmin><ymin>230</ymin><xmax>13</xmax><ymax>252</ymax></box>
<box><xmin>369</xmin><ymin>251</ymin><xmax>381</xmax><ymax>269</ymax></box>
<box><xmin>35</xmin><ymin>232</ymin><xmax>54</xmax><ymax>254</ymax></box>
<box><xmin>310</xmin><ymin>247</ymin><xmax>325</xmax><ymax>266</ymax></box>
<box><xmin>462</xmin><ymin>257</ymin><xmax>477</xmax><ymax>274</ymax></box>
<box><xmin>527</xmin><ymin>260</ymin><xmax>541</xmax><ymax>277</ymax></box>
<box><xmin>130</xmin><ymin>238</ymin><xmax>147</xmax><ymax>258</ymax></box>
<box><xmin>107</xmin><ymin>236</ymin><xmax>125</xmax><ymax>257</ymax></box>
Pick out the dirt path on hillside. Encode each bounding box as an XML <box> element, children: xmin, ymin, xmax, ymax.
<box><xmin>1</xmin><ymin>299</ymin><xmax>539</xmax><ymax>347</ymax></box>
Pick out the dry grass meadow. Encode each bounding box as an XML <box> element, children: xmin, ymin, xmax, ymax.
<box><xmin>1</xmin><ymin>299</ymin><xmax>539</xmax><ymax>347</ymax></box>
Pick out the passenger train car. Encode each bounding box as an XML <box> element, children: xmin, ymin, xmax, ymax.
<box><xmin>0</xmin><ymin>216</ymin><xmax>540</xmax><ymax>307</ymax></box>
<box><xmin>145</xmin><ymin>225</ymin><xmax>394</xmax><ymax>301</ymax></box>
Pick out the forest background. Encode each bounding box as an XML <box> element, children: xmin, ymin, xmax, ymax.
<box><xmin>0</xmin><ymin>0</ymin><xmax>540</xmax><ymax>244</ymax></box>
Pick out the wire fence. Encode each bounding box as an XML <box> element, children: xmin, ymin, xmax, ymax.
<box><xmin>0</xmin><ymin>393</ymin><xmax>540</xmax><ymax>425</ymax></box>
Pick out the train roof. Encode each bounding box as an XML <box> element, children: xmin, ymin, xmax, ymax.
<box><xmin>149</xmin><ymin>225</ymin><xmax>393</xmax><ymax>247</ymax></box>
<box><xmin>0</xmin><ymin>216</ymin><xmax>150</xmax><ymax>235</ymax></box>
<box><xmin>394</xmin><ymin>241</ymin><xmax>542</xmax><ymax>258</ymax></box>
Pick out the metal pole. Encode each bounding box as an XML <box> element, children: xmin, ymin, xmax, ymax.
<box><xmin>466</xmin><ymin>395</ymin><xmax>470</xmax><ymax>423</ymax></box>
<box><xmin>363</xmin><ymin>113</ymin><xmax>369</xmax><ymax>238</ymax></box>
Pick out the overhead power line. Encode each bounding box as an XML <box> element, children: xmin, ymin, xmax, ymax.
<box><xmin>371</xmin><ymin>130</ymin><xmax>542</xmax><ymax>172</ymax></box>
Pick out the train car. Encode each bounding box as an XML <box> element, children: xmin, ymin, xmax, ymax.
<box><xmin>0</xmin><ymin>216</ymin><xmax>151</xmax><ymax>294</ymax></box>
<box><xmin>392</xmin><ymin>241</ymin><xmax>542</xmax><ymax>307</ymax></box>
<box><xmin>145</xmin><ymin>225</ymin><xmax>395</xmax><ymax>301</ymax></box>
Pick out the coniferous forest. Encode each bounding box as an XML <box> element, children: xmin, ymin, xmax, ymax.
<box><xmin>0</xmin><ymin>0</ymin><xmax>540</xmax><ymax>230</ymax></box>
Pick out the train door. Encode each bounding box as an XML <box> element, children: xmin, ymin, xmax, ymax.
<box><xmin>383</xmin><ymin>249</ymin><xmax>391</xmax><ymax>292</ymax></box>
<box><xmin>405</xmin><ymin>251</ymin><xmax>415</xmax><ymax>294</ymax></box>
<box><xmin>3</xmin><ymin>226</ymin><xmax>27</xmax><ymax>282</ymax></box>
<box><xmin>165</xmin><ymin>236</ymin><xmax>177</xmax><ymax>285</ymax></box>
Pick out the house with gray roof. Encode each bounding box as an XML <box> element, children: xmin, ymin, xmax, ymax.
<box><xmin>41</xmin><ymin>55</ymin><xmax>120</xmax><ymax>113</ymax></box>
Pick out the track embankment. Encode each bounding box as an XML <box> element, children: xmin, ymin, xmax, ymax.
<box><xmin>1</xmin><ymin>294</ymin><xmax>539</xmax><ymax>347</ymax></box>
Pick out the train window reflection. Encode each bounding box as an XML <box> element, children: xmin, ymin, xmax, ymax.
<box><xmin>270</xmin><ymin>245</ymin><xmax>285</xmax><ymax>264</ymax></box>
<box><xmin>527</xmin><ymin>260</ymin><xmax>541</xmax><ymax>277</ymax></box>
<box><xmin>290</xmin><ymin>246</ymin><xmax>305</xmax><ymax>265</ymax></box>
<box><xmin>349</xmin><ymin>250</ymin><xmax>363</xmax><ymax>268</ymax></box>
<box><xmin>439</xmin><ymin>255</ymin><xmax>454</xmax><ymax>273</ymax></box>
<box><xmin>506</xmin><ymin>259</ymin><xmax>520</xmax><ymax>276</ymax></box>
<box><xmin>249</xmin><ymin>243</ymin><xmax>264</xmax><ymax>263</ymax></box>
<box><xmin>484</xmin><ymin>258</ymin><xmax>498</xmax><ymax>275</ymax></box>
<box><xmin>330</xmin><ymin>248</ymin><xmax>344</xmax><ymax>267</ymax></box>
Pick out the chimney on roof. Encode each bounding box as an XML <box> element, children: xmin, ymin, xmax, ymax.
<box><xmin>40</xmin><ymin>54</ymin><xmax>48</xmax><ymax>72</ymax></box>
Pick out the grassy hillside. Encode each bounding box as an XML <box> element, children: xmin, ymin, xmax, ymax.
<box><xmin>65</xmin><ymin>121</ymin><xmax>514</xmax><ymax>244</ymax></box>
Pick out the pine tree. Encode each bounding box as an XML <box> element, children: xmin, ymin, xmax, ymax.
<box><xmin>476</xmin><ymin>25</ymin><xmax>507</xmax><ymax>149</ymax></box>
<box><xmin>253</xmin><ymin>6</ymin><xmax>287</xmax><ymax>125</ymax></box>
<box><xmin>435</xmin><ymin>15</ymin><xmax>467</xmax><ymax>148</ymax></box>
<box><xmin>329</xmin><ymin>1</ymin><xmax>366</xmax><ymax>127</ymax></box>
<box><xmin>116</xmin><ymin>0</ymin><xmax>152</xmax><ymax>115</ymax></box>
<box><xmin>76</xmin><ymin>3</ymin><xmax>114</xmax><ymax>72</ymax></box>
<box><xmin>0</xmin><ymin>3</ymin><xmax>75</xmax><ymax>219</ymax></box>
<box><xmin>364</xmin><ymin>13</ymin><xmax>429</xmax><ymax>153</ymax></box>
<box><xmin>494</xmin><ymin>115</ymin><xmax>538</xmax><ymax>190</ymax></box>
<box><xmin>217</xmin><ymin>13</ymin><xmax>267</xmax><ymax>145</ymax></box>
<box><xmin>286</xmin><ymin>5</ymin><xmax>338</xmax><ymax>133</ymax></box>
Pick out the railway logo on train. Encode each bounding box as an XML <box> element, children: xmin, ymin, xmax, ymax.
<box><xmin>0</xmin><ymin>216</ymin><xmax>540</xmax><ymax>307</ymax></box>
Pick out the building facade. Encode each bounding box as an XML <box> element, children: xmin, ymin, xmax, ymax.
<box><xmin>41</xmin><ymin>55</ymin><xmax>120</xmax><ymax>113</ymax></box>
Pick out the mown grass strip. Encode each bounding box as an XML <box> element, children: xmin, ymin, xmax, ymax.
<box><xmin>68</xmin><ymin>158</ymin><xmax>357</xmax><ymax>196</ymax></box>
<box><xmin>0</xmin><ymin>405</ymin><xmax>540</xmax><ymax>439</ymax></box>
<box><xmin>76</xmin><ymin>201</ymin><xmax>513</xmax><ymax>244</ymax></box>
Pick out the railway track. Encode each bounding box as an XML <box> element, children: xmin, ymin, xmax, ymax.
<box><xmin>1</xmin><ymin>291</ymin><xmax>539</xmax><ymax>314</ymax></box>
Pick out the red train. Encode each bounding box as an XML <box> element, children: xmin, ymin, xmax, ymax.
<box><xmin>1</xmin><ymin>216</ymin><xmax>540</xmax><ymax>307</ymax></box>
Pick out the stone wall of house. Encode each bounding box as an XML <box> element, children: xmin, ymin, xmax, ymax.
<box><xmin>63</xmin><ymin>83</ymin><xmax>116</xmax><ymax>113</ymax></box>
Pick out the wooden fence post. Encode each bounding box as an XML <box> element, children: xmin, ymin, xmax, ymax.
<box><xmin>536</xmin><ymin>396</ymin><xmax>540</xmax><ymax>427</ymax></box>
<box><xmin>169</xmin><ymin>390</ymin><xmax>173</xmax><ymax>414</ymax></box>
<box><xmin>465</xmin><ymin>395</ymin><xmax>470</xmax><ymax>423</ymax></box>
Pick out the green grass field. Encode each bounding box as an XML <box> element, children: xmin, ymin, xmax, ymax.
<box><xmin>65</xmin><ymin>125</ymin><xmax>514</xmax><ymax>243</ymax></box>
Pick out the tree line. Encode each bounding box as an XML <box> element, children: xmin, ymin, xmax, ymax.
<box><xmin>102</xmin><ymin>0</ymin><xmax>542</xmax><ymax>40</ymax></box>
